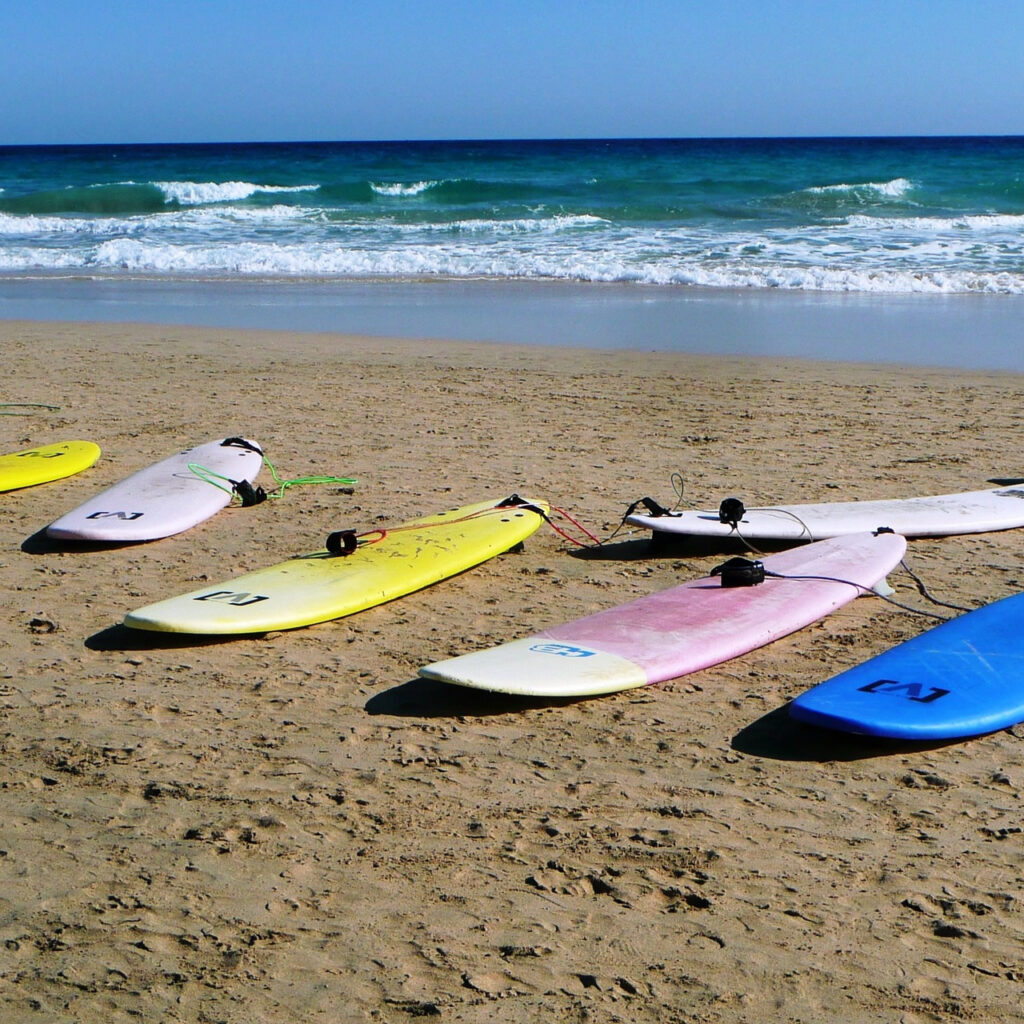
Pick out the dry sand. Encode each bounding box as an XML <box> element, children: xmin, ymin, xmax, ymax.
<box><xmin>1</xmin><ymin>319</ymin><xmax>1023</xmax><ymax>1023</ymax></box>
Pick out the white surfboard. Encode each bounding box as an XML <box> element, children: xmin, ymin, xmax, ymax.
<box><xmin>420</xmin><ymin>531</ymin><xmax>907</xmax><ymax>698</ymax></box>
<box><xmin>46</xmin><ymin>437</ymin><xmax>264</xmax><ymax>542</ymax></box>
<box><xmin>625</xmin><ymin>484</ymin><xmax>1024</xmax><ymax>542</ymax></box>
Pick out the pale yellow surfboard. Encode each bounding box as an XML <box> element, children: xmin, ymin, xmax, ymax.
<box><xmin>124</xmin><ymin>496</ymin><xmax>547</xmax><ymax>634</ymax></box>
<box><xmin>0</xmin><ymin>440</ymin><xmax>101</xmax><ymax>493</ymax></box>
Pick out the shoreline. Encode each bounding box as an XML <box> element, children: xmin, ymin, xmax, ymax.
<box><xmin>3</xmin><ymin>318</ymin><xmax>1024</xmax><ymax>1022</ymax></box>
<box><xmin>3</xmin><ymin>276</ymin><xmax>1024</xmax><ymax>373</ymax></box>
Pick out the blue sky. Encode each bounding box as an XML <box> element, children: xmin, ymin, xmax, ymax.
<box><xmin>3</xmin><ymin>0</ymin><xmax>1021</xmax><ymax>144</ymax></box>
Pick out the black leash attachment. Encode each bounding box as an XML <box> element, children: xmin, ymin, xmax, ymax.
<box><xmin>622</xmin><ymin>495</ymin><xmax>675</xmax><ymax>519</ymax></box>
<box><xmin>710</xmin><ymin>556</ymin><xmax>766</xmax><ymax>587</ymax></box>
<box><xmin>325</xmin><ymin>529</ymin><xmax>358</xmax><ymax>556</ymax></box>
<box><xmin>718</xmin><ymin>497</ymin><xmax>746</xmax><ymax>529</ymax></box>
<box><xmin>219</xmin><ymin>437</ymin><xmax>268</xmax><ymax>505</ymax></box>
<box><xmin>221</xmin><ymin>436</ymin><xmax>265</xmax><ymax>455</ymax></box>
<box><xmin>231</xmin><ymin>479</ymin><xmax>268</xmax><ymax>507</ymax></box>
<box><xmin>497</xmin><ymin>493</ymin><xmax>549</xmax><ymax>518</ymax></box>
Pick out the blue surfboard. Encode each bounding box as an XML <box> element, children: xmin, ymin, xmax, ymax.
<box><xmin>789</xmin><ymin>593</ymin><xmax>1024</xmax><ymax>739</ymax></box>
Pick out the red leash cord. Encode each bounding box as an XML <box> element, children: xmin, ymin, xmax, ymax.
<box><xmin>546</xmin><ymin>504</ymin><xmax>603</xmax><ymax>547</ymax></box>
<box><xmin>327</xmin><ymin>499</ymin><xmax>604</xmax><ymax>553</ymax></box>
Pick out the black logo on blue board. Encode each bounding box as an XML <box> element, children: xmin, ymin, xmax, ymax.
<box><xmin>858</xmin><ymin>678</ymin><xmax>949</xmax><ymax>704</ymax></box>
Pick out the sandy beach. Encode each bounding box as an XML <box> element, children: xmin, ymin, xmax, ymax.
<box><xmin>2</xmin><ymin>317</ymin><xmax>1024</xmax><ymax>1023</ymax></box>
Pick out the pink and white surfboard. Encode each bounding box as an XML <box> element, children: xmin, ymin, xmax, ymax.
<box><xmin>420</xmin><ymin>531</ymin><xmax>907</xmax><ymax>697</ymax></box>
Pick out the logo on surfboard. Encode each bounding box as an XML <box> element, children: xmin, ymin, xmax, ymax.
<box><xmin>86</xmin><ymin>511</ymin><xmax>144</xmax><ymax>520</ymax></box>
<box><xmin>194</xmin><ymin>590</ymin><xmax>270</xmax><ymax>606</ymax></box>
<box><xmin>857</xmin><ymin>678</ymin><xmax>950</xmax><ymax>704</ymax></box>
<box><xmin>529</xmin><ymin>643</ymin><xmax>597</xmax><ymax>658</ymax></box>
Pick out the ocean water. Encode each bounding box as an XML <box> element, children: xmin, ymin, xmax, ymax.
<box><xmin>3</xmin><ymin>136</ymin><xmax>1024</xmax><ymax>295</ymax></box>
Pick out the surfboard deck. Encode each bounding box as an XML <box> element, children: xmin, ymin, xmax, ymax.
<box><xmin>0</xmin><ymin>440</ymin><xmax>101</xmax><ymax>493</ymax></box>
<box><xmin>789</xmin><ymin>593</ymin><xmax>1024</xmax><ymax>739</ymax></box>
<box><xmin>124</xmin><ymin>496</ymin><xmax>547</xmax><ymax>634</ymax></box>
<box><xmin>419</xmin><ymin>530</ymin><xmax>907</xmax><ymax>698</ymax></box>
<box><xmin>46</xmin><ymin>437</ymin><xmax>264</xmax><ymax>542</ymax></box>
<box><xmin>625</xmin><ymin>485</ymin><xmax>1024</xmax><ymax>542</ymax></box>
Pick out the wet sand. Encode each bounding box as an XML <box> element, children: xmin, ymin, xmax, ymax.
<box><xmin>3</xmin><ymin>276</ymin><xmax>1024</xmax><ymax>372</ymax></box>
<box><xmin>2</xmin><ymin>318</ymin><xmax>1024</xmax><ymax>1023</ymax></box>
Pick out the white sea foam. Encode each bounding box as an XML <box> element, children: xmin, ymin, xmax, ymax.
<box><xmin>0</xmin><ymin>211</ymin><xmax>139</xmax><ymax>236</ymax></box>
<box><xmin>370</xmin><ymin>180</ymin><xmax>441</xmax><ymax>196</ymax></box>
<box><xmin>0</xmin><ymin>206</ymin><xmax>298</xmax><ymax>240</ymax></box>
<box><xmin>162</xmin><ymin>203</ymin><xmax>321</xmax><ymax>230</ymax></box>
<box><xmin>846</xmin><ymin>211</ymin><xmax>1024</xmax><ymax>232</ymax></box>
<box><xmin>22</xmin><ymin>232</ymin><xmax>1005</xmax><ymax>296</ymax></box>
<box><xmin>3</xmin><ymin>244</ymin><xmax>1019</xmax><ymax>295</ymax></box>
<box><xmin>0</xmin><ymin>246</ymin><xmax>83</xmax><ymax>270</ymax></box>
<box><xmin>438</xmin><ymin>214</ymin><xmax>606</xmax><ymax>234</ymax></box>
<box><xmin>154</xmin><ymin>181</ymin><xmax>318</xmax><ymax>205</ymax></box>
<box><xmin>5</xmin><ymin>195</ymin><xmax>1024</xmax><ymax>295</ymax></box>
<box><xmin>807</xmin><ymin>178</ymin><xmax>913</xmax><ymax>197</ymax></box>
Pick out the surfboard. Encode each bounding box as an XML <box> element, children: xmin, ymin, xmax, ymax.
<box><xmin>625</xmin><ymin>484</ymin><xmax>1024</xmax><ymax>542</ymax></box>
<box><xmin>123</xmin><ymin>495</ymin><xmax>548</xmax><ymax>634</ymax></box>
<box><xmin>789</xmin><ymin>593</ymin><xmax>1024</xmax><ymax>739</ymax></box>
<box><xmin>0</xmin><ymin>440</ymin><xmax>101</xmax><ymax>493</ymax></box>
<box><xmin>46</xmin><ymin>437</ymin><xmax>264</xmax><ymax>542</ymax></box>
<box><xmin>419</xmin><ymin>530</ymin><xmax>907</xmax><ymax>698</ymax></box>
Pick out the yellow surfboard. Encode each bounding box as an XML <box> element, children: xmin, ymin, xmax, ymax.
<box><xmin>0</xmin><ymin>440</ymin><xmax>101</xmax><ymax>493</ymax></box>
<box><xmin>124</xmin><ymin>496</ymin><xmax>547</xmax><ymax>634</ymax></box>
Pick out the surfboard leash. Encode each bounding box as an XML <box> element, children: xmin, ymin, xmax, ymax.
<box><xmin>188</xmin><ymin>437</ymin><xmax>358</xmax><ymax>507</ymax></box>
<box><xmin>533</xmin><ymin>504</ymin><xmax>605</xmax><ymax>548</ymax></box>
<box><xmin>622</xmin><ymin>485</ymin><xmax>970</xmax><ymax>618</ymax></box>
<box><xmin>323</xmin><ymin>495</ymin><xmax>581</xmax><ymax>561</ymax></box>
<box><xmin>708</xmin><ymin>554</ymin><xmax>966</xmax><ymax>621</ymax></box>
<box><xmin>615</xmin><ymin>476</ymin><xmax>820</xmax><ymax>552</ymax></box>
<box><xmin>705</xmin><ymin>497</ymin><xmax>816</xmax><ymax>553</ymax></box>
<box><xmin>0</xmin><ymin>402</ymin><xmax>61</xmax><ymax>416</ymax></box>
<box><xmin>187</xmin><ymin>462</ymin><xmax>270</xmax><ymax>506</ymax></box>
<box><xmin>895</xmin><ymin>557</ymin><xmax>973</xmax><ymax>615</ymax></box>
<box><xmin>608</xmin><ymin>469</ymin><xmax>692</xmax><ymax>542</ymax></box>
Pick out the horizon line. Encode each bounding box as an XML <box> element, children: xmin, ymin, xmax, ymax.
<box><xmin>3</xmin><ymin>132</ymin><xmax>1024</xmax><ymax>150</ymax></box>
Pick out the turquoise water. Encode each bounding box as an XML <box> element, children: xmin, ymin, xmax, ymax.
<box><xmin>3</xmin><ymin>137</ymin><xmax>1024</xmax><ymax>293</ymax></box>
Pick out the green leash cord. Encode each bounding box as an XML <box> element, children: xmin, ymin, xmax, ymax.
<box><xmin>188</xmin><ymin>452</ymin><xmax>357</xmax><ymax>504</ymax></box>
<box><xmin>1</xmin><ymin>403</ymin><xmax>60</xmax><ymax>416</ymax></box>
<box><xmin>260</xmin><ymin>454</ymin><xmax>358</xmax><ymax>499</ymax></box>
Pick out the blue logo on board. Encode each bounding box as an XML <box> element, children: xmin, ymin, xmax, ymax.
<box><xmin>530</xmin><ymin>643</ymin><xmax>596</xmax><ymax>658</ymax></box>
